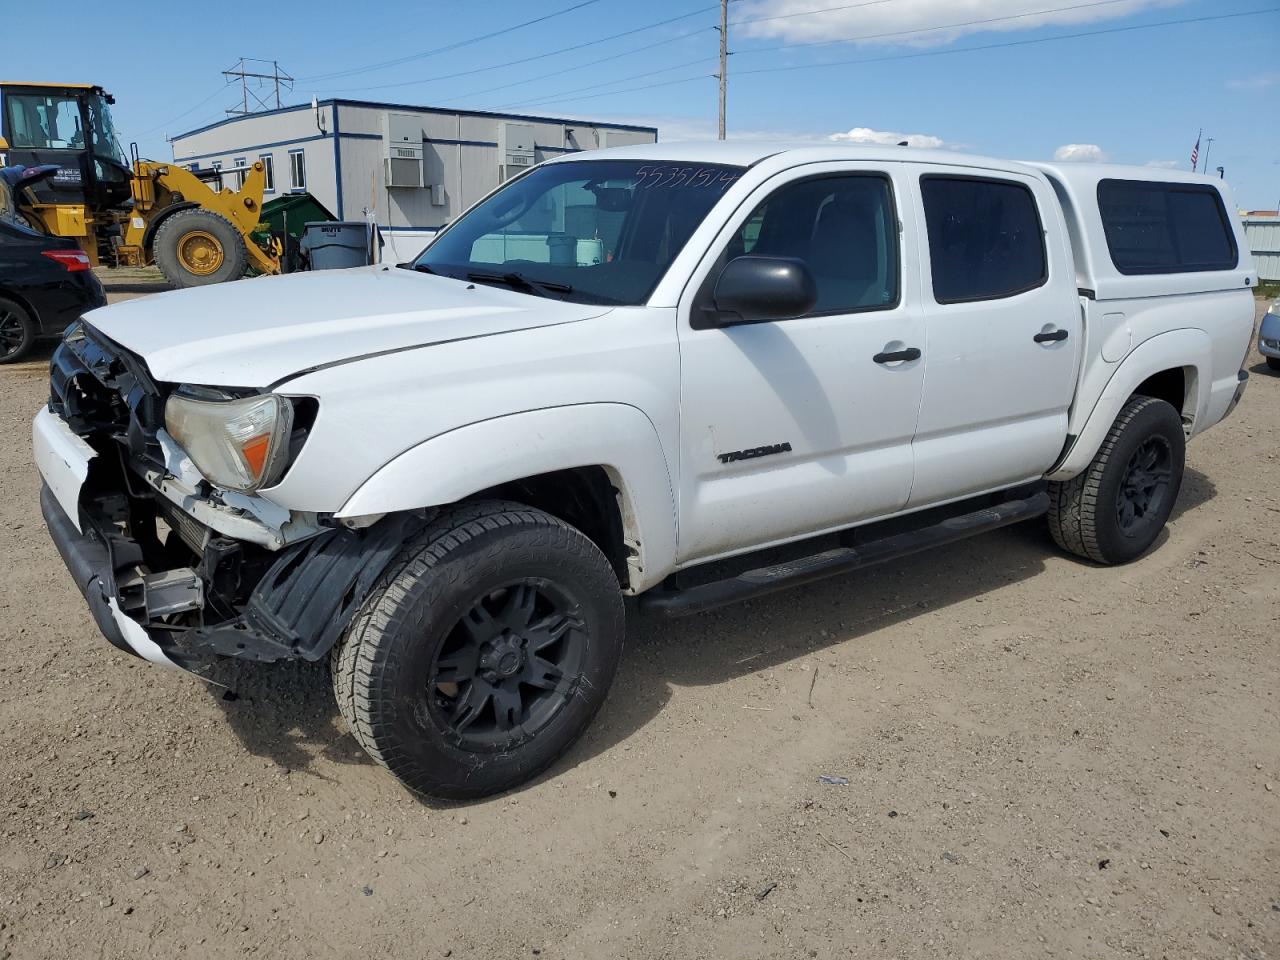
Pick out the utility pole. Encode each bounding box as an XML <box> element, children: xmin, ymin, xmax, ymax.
<box><xmin>717</xmin><ymin>0</ymin><xmax>728</xmax><ymax>140</ymax></box>
<box><xmin>1202</xmin><ymin>138</ymin><xmax>1215</xmax><ymax>177</ymax></box>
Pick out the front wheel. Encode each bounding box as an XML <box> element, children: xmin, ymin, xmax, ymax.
<box><xmin>332</xmin><ymin>502</ymin><xmax>625</xmax><ymax>800</ymax></box>
<box><xmin>152</xmin><ymin>209</ymin><xmax>250</xmax><ymax>287</ymax></box>
<box><xmin>1048</xmin><ymin>396</ymin><xmax>1186</xmax><ymax>564</ymax></box>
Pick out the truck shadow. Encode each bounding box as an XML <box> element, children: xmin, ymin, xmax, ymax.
<box><xmin>202</xmin><ymin>468</ymin><xmax>1217</xmax><ymax>796</ymax></box>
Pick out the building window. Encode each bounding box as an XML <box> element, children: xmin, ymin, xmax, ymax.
<box><xmin>259</xmin><ymin>154</ymin><xmax>275</xmax><ymax>193</ymax></box>
<box><xmin>289</xmin><ymin>150</ymin><xmax>306</xmax><ymax>192</ymax></box>
<box><xmin>1097</xmin><ymin>179</ymin><xmax>1237</xmax><ymax>275</ymax></box>
<box><xmin>211</xmin><ymin>160</ymin><xmax>222</xmax><ymax>171</ymax></box>
<box><xmin>920</xmin><ymin>175</ymin><xmax>1048</xmax><ymax>304</ymax></box>
<box><xmin>233</xmin><ymin>156</ymin><xmax>247</xmax><ymax>189</ymax></box>
<box><xmin>187</xmin><ymin>162</ymin><xmax>200</xmax><ymax>172</ymax></box>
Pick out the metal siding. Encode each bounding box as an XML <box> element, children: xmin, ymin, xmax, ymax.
<box><xmin>171</xmin><ymin>101</ymin><xmax>656</xmax><ymax>235</ymax></box>
<box><xmin>1243</xmin><ymin>218</ymin><xmax>1280</xmax><ymax>282</ymax></box>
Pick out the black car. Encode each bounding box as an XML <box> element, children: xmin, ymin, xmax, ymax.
<box><xmin>0</xmin><ymin>166</ymin><xmax>106</xmax><ymax>363</ymax></box>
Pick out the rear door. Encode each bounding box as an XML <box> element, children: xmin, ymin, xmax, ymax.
<box><xmin>906</xmin><ymin>167</ymin><xmax>1080</xmax><ymax>506</ymax></box>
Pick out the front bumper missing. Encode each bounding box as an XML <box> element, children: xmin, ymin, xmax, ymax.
<box><xmin>41</xmin><ymin>484</ymin><xmax>187</xmax><ymax>670</ymax></box>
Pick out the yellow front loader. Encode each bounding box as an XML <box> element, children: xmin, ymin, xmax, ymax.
<box><xmin>0</xmin><ymin>82</ymin><xmax>280</xmax><ymax>287</ymax></box>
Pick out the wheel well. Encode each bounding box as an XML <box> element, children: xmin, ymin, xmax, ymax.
<box><xmin>471</xmin><ymin>466</ymin><xmax>630</xmax><ymax>588</ymax></box>
<box><xmin>0</xmin><ymin>287</ymin><xmax>38</xmax><ymax>325</ymax></box>
<box><xmin>1132</xmin><ymin>367</ymin><xmax>1189</xmax><ymax>421</ymax></box>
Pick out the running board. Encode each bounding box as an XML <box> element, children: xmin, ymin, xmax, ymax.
<box><xmin>641</xmin><ymin>491</ymin><xmax>1050</xmax><ymax>618</ymax></box>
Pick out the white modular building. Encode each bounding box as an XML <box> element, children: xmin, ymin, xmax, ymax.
<box><xmin>169</xmin><ymin>98</ymin><xmax>657</xmax><ymax>256</ymax></box>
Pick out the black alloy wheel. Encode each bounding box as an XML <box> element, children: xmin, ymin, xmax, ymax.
<box><xmin>429</xmin><ymin>579</ymin><xmax>587</xmax><ymax>751</ymax></box>
<box><xmin>1115</xmin><ymin>435</ymin><xmax>1173</xmax><ymax>536</ymax></box>
<box><xmin>0</xmin><ymin>297</ymin><xmax>35</xmax><ymax>364</ymax></box>
<box><xmin>331</xmin><ymin>501</ymin><xmax>625</xmax><ymax>800</ymax></box>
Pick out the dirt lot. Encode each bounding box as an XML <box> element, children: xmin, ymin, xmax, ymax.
<box><xmin>0</xmin><ymin>280</ymin><xmax>1276</xmax><ymax>959</ymax></box>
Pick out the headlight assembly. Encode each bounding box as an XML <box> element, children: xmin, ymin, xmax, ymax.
<box><xmin>165</xmin><ymin>391</ymin><xmax>295</xmax><ymax>493</ymax></box>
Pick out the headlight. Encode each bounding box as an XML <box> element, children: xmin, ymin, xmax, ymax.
<box><xmin>165</xmin><ymin>392</ymin><xmax>294</xmax><ymax>493</ymax></box>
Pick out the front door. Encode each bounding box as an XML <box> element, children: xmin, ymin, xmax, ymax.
<box><xmin>675</xmin><ymin>164</ymin><xmax>927</xmax><ymax>565</ymax></box>
<box><xmin>905</xmin><ymin>168</ymin><xmax>1082</xmax><ymax>506</ymax></box>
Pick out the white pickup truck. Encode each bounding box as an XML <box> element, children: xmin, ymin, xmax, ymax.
<box><xmin>35</xmin><ymin>142</ymin><xmax>1254</xmax><ymax>799</ymax></box>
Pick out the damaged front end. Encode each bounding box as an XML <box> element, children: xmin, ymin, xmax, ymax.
<box><xmin>36</xmin><ymin>323</ymin><xmax>420</xmax><ymax>671</ymax></box>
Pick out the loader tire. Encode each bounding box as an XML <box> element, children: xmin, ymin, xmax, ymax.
<box><xmin>153</xmin><ymin>209</ymin><xmax>249</xmax><ymax>287</ymax></box>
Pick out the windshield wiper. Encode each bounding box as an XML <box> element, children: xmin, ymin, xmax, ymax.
<box><xmin>465</xmin><ymin>270</ymin><xmax>573</xmax><ymax>296</ymax></box>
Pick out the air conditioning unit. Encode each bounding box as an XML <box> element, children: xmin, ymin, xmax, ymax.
<box><xmin>498</xmin><ymin>121</ymin><xmax>536</xmax><ymax>181</ymax></box>
<box><xmin>383</xmin><ymin>113</ymin><xmax>424</xmax><ymax>189</ymax></box>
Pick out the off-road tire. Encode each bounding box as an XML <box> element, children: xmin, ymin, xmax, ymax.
<box><xmin>153</xmin><ymin>209</ymin><xmax>249</xmax><ymax>287</ymax></box>
<box><xmin>0</xmin><ymin>296</ymin><xmax>36</xmax><ymax>364</ymax></box>
<box><xmin>331</xmin><ymin>501</ymin><xmax>625</xmax><ymax>800</ymax></box>
<box><xmin>1047</xmin><ymin>395</ymin><xmax>1185</xmax><ymax>564</ymax></box>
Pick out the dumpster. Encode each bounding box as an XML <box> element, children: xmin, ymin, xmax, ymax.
<box><xmin>258</xmin><ymin>193</ymin><xmax>336</xmax><ymax>273</ymax></box>
<box><xmin>299</xmin><ymin>221</ymin><xmax>379</xmax><ymax>271</ymax></box>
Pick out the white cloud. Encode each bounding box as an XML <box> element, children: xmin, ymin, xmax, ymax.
<box><xmin>829</xmin><ymin>126</ymin><xmax>947</xmax><ymax>148</ymax></box>
<box><xmin>1145</xmin><ymin>159</ymin><xmax>1180</xmax><ymax>169</ymax></box>
<box><xmin>1228</xmin><ymin>72</ymin><xmax>1280</xmax><ymax>90</ymax></box>
<box><xmin>1054</xmin><ymin>143</ymin><xmax>1108</xmax><ymax>162</ymax></box>
<box><xmin>736</xmin><ymin>0</ymin><xmax>1182</xmax><ymax>47</ymax></box>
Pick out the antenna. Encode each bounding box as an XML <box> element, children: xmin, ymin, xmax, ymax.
<box><xmin>223</xmin><ymin>58</ymin><xmax>294</xmax><ymax>115</ymax></box>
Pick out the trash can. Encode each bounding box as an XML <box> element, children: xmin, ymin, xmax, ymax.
<box><xmin>259</xmin><ymin>192</ymin><xmax>336</xmax><ymax>273</ymax></box>
<box><xmin>299</xmin><ymin>221</ymin><xmax>377</xmax><ymax>271</ymax></box>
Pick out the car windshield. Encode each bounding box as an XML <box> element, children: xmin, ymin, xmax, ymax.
<box><xmin>414</xmin><ymin>159</ymin><xmax>745</xmax><ymax>306</ymax></box>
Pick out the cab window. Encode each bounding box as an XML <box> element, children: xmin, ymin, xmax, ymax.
<box><xmin>721</xmin><ymin>173</ymin><xmax>900</xmax><ymax>314</ymax></box>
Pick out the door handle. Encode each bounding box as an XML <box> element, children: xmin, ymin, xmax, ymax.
<box><xmin>1034</xmin><ymin>329</ymin><xmax>1069</xmax><ymax>343</ymax></box>
<box><xmin>873</xmin><ymin>347</ymin><xmax>922</xmax><ymax>364</ymax></box>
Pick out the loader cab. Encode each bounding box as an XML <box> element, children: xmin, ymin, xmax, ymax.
<box><xmin>0</xmin><ymin>83</ymin><xmax>131</xmax><ymax>211</ymax></box>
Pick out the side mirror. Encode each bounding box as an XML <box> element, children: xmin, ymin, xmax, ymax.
<box><xmin>700</xmin><ymin>256</ymin><xmax>818</xmax><ymax>328</ymax></box>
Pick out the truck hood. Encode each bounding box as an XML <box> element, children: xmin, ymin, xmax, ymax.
<box><xmin>84</xmin><ymin>266</ymin><xmax>608</xmax><ymax>386</ymax></box>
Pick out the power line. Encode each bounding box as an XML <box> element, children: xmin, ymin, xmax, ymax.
<box><xmin>507</xmin><ymin>6</ymin><xmax>1278</xmax><ymax>110</ymax></box>
<box><xmin>315</xmin><ymin>6</ymin><xmax>718</xmax><ymax>96</ymax></box>
<box><xmin>131</xmin><ymin>81</ymin><xmax>235</xmax><ymax>138</ymax></box>
<box><xmin>298</xmin><ymin>0</ymin><xmax>607</xmax><ymax>83</ymax></box>
<box><xmin>435</xmin><ymin>28</ymin><xmax>716</xmax><ymax>104</ymax></box>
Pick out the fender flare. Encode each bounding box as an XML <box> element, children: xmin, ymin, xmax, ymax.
<box><xmin>1047</xmin><ymin>328</ymin><xmax>1210</xmax><ymax>481</ymax></box>
<box><xmin>141</xmin><ymin>201</ymin><xmax>200</xmax><ymax>251</ymax></box>
<box><xmin>336</xmin><ymin>403</ymin><xmax>678</xmax><ymax>593</ymax></box>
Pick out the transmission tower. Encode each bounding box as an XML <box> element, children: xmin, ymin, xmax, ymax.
<box><xmin>223</xmin><ymin>59</ymin><xmax>294</xmax><ymax>115</ymax></box>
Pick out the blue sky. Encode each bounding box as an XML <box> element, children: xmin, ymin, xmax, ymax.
<box><xmin>7</xmin><ymin>0</ymin><xmax>1279</xmax><ymax>207</ymax></box>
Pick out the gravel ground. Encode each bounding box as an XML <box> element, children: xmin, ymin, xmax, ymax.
<box><xmin>0</xmin><ymin>282</ymin><xmax>1276</xmax><ymax>959</ymax></box>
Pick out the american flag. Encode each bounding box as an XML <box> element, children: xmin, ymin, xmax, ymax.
<box><xmin>1190</xmin><ymin>131</ymin><xmax>1201</xmax><ymax>172</ymax></box>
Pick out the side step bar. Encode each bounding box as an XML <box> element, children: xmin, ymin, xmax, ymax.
<box><xmin>641</xmin><ymin>491</ymin><xmax>1050</xmax><ymax>618</ymax></box>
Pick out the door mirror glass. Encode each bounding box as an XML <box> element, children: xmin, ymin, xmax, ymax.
<box><xmin>707</xmin><ymin>255</ymin><xmax>818</xmax><ymax>327</ymax></box>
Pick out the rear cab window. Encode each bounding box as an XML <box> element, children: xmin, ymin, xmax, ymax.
<box><xmin>920</xmin><ymin>175</ymin><xmax>1048</xmax><ymax>303</ymax></box>
<box><xmin>1096</xmin><ymin>179</ymin><xmax>1238</xmax><ymax>275</ymax></box>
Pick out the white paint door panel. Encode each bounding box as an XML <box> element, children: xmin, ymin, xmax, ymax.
<box><xmin>905</xmin><ymin>167</ymin><xmax>1081</xmax><ymax>507</ymax></box>
<box><xmin>675</xmin><ymin>163</ymin><xmax>926</xmax><ymax>564</ymax></box>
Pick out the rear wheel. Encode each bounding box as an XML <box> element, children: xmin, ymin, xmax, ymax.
<box><xmin>0</xmin><ymin>296</ymin><xmax>35</xmax><ymax>364</ymax></box>
<box><xmin>332</xmin><ymin>502</ymin><xmax>625</xmax><ymax>800</ymax></box>
<box><xmin>1047</xmin><ymin>396</ymin><xmax>1185</xmax><ymax>564</ymax></box>
<box><xmin>153</xmin><ymin>209</ymin><xmax>249</xmax><ymax>287</ymax></box>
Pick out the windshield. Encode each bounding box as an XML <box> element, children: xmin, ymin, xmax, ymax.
<box><xmin>415</xmin><ymin>159</ymin><xmax>745</xmax><ymax>305</ymax></box>
<box><xmin>85</xmin><ymin>93</ymin><xmax>126</xmax><ymax>166</ymax></box>
<box><xmin>2</xmin><ymin>91</ymin><xmax>125</xmax><ymax>166</ymax></box>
